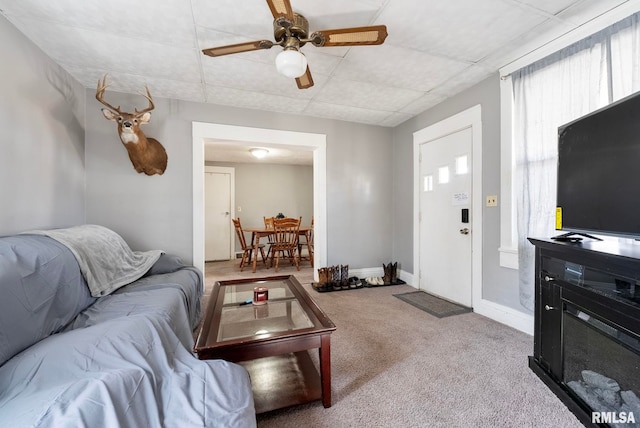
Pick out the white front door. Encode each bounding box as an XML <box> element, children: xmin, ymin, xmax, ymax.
<box><xmin>204</xmin><ymin>169</ymin><xmax>232</xmax><ymax>261</ymax></box>
<box><xmin>419</xmin><ymin>127</ymin><xmax>473</xmax><ymax>307</ymax></box>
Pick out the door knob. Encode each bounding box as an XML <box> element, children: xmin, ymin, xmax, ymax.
<box><xmin>459</xmin><ymin>228</ymin><xmax>470</xmax><ymax>235</ymax></box>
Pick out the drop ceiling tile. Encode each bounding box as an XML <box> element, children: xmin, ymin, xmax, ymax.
<box><xmin>399</xmin><ymin>93</ymin><xmax>448</xmax><ymax>115</ymax></box>
<box><xmin>377</xmin><ymin>0</ymin><xmax>549</xmax><ymax>62</ymax></box>
<box><xmin>192</xmin><ymin>0</ymin><xmax>273</xmax><ymax>38</ymax></box>
<box><xmin>315</xmin><ymin>78</ymin><xmax>424</xmax><ymax>111</ymax></box>
<box><xmin>479</xmin><ymin>18</ymin><xmax>574</xmax><ymax>70</ymax></box>
<box><xmin>334</xmin><ymin>44</ymin><xmax>470</xmax><ymax>91</ymax></box>
<box><xmin>205</xmin><ymin>86</ymin><xmax>310</xmax><ymax>114</ymax></box>
<box><xmin>202</xmin><ymin>55</ymin><xmax>328</xmax><ymax>98</ymax></box>
<box><xmin>379</xmin><ymin>112</ymin><xmax>414</xmax><ymax>127</ymax></box>
<box><xmin>69</xmin><ymin>69</ymin><xmax>206</xmax><ymax>103</ymax></box>
<box><xmin>8</xmin><ymin>17</ymin><xmax>201</xmax><ymax>83</ymax></box>
<box><xmin>303</xmin><ymin>101</ymin><xmax>392</xmax><ymax>125</ymax></box>
<box><xmin>0</xmin><ymin>0</ymin><xmax>196</xmax><ymax>48</ymax></box>
<box><xmin>556</xmin><ymin>0</ymin><xmax>631</xmax><ymax>25</ymax></box>
<box><xmin>429</xmin><ymin>65</ymin><xmax>496</xmax><ymax>99</ymax></box>
<box><xmin>517</xmin><ymin>0</ymin><xmax>586</xmax><ymax>16</ymax></box>
<box><xmin>290</xmin><ymin>0</ymin><xmax>381</xmax><ymax>29</ymax></box>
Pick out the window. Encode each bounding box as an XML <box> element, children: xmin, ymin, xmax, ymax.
<box><xmin>438</xmin><ymin>166</ymin><xmax>450</xmax><ymax>184</ymax></box>
<box><xmin>455</xmin><ymin>155</ymin><xmax>468</xmax><ymax>175</ymax></box>
<box><xmin>500</xmin><ymin>11</ymin><xmax>640</xmax><ymax>311</ymax></box>
<box><xmin>499</xmin><ymin>7</ymin><xmax>640</xmax><ymax>272</ymax></box>
<box><xmin>423</xmin><ymin>175</ymin><xmax>433</xmax><ymax>192</ymax></box>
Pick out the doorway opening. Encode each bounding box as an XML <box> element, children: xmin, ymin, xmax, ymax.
<box><xmin>192</xmin><ymin>122</ymin><xmax>327</xmax><ymax>276</ymax></box>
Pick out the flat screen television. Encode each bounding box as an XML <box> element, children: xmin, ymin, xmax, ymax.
<box><xmin>556</xmin><ymin>90</ymin><xmax>640</xmax><ymax>241</ymax></box>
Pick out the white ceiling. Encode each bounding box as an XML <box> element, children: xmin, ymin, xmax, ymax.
<box><xmin>0</xmin><ymin>0</ymin><xmax>635</xmax><ymax>163</ymax></box>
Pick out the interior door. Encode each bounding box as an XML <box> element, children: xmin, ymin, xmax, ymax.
<box><xmin>419</xmin><ymin>127</ymin><xmax>473</xmax><ymax>307</ymax></box>
<box><xmin>205</xmin><ymin>171</ymin><xmax>232</xmax><ymax>261</ymax></box>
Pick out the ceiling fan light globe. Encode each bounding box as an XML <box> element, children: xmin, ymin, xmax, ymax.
<box><xmin>275</xmin><ymin>50</ymin><xmax>307</xmax><ymax>78</ymax></box>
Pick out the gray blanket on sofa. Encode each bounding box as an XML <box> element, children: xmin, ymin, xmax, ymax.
<box><xmin>28</xmin><ymin>224</ymin><xmax>162</xmax><ymax>297</ymax></box>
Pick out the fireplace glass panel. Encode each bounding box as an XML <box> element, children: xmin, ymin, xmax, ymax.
<box><xmin>563</xmin><ymin>303</ymin><xmax>640</xmax><ymax>419</ymax></box>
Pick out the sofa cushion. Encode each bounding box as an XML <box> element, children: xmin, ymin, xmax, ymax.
<box><xmin>0</xmin><ymin>235</ymin><xmax>96</xmax><ymax>366</ymax></box>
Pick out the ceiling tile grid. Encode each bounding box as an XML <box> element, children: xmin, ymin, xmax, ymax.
<box><xmin>0</xmin><ymin>0</ymin><xmax>636</xmax><ymax>128</ymax></box>
<box><xmin>205</xmin><ymin>85</ymin><xmax>311</xmax><ymax>114</ymax></box>
<box><xmin>303</xmin><ymin>100</ymin><xmax>395</xmax><ymax>125</ymax></box>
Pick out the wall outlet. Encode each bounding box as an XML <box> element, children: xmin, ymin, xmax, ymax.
<box><xmin>486</xmin><ymin>195</ymin><xmax>498</xmax><ymax>207</ymax></box>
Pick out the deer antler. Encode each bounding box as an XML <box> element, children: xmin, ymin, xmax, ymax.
<box><xmin>134</xmin><ymin>85</ymin><xmax>155</xmax><ymax>116</ymax></box>
<box><xmin>95</xmin><ymin>75</ymin><xmax>122</xmax><ymax>113</ymax></box>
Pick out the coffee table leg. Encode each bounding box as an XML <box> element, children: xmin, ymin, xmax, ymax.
<box><xmin>319</xmin><ymin>334</ymin><xmax>332</xmax><ymax>407</ymax></box>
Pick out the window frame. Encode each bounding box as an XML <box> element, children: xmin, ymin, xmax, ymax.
<box><xmin>497</xmin><ymin>3</ymin><xmax>638</xmax><ymax>269</ymax></box>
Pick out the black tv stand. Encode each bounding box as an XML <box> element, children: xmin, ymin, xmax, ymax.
<box><xmin>551</xmin><ymin>232</ymin><xmax>602</xmax><ymax>242</ymax></box>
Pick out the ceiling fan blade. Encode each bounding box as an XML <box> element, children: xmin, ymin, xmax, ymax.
<box><xmin>202</xmin><ymin>40</ymin><xmax>274</xmax><ymax>57</ymax></box>
<box><xmin>310</xmin><ymin>25</ymin><xmax>388</xmax><ymax>47</ymax></box>
<box><xmin>266</xmin><ymin>0</ymin><xmax>294</xmax><ymax>21</ymax></box>
<box><xmin>295</xmin><ymin>66</ymin><xmax>314</xmax><ymax>89</ymax></box>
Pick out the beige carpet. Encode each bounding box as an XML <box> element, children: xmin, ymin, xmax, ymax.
<box><xmin>203</xmin><ymin>261</ymin><xmax>582</xmax><ymax>428</ymax></box>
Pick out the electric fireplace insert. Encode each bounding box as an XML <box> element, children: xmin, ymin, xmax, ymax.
<box><xmin>528</xmin><ymin>238</ymin><xmax>640</xmax><ymax>427</ymax></box>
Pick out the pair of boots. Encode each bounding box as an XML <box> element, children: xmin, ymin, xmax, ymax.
<box><xmin>383</xmin><ymin>262</ymin><xmax>398</xmax><ymax>285</ymax></box>
<box><xmin>318</xmin><ymin>265</ymin><xmax>349</xmax><ymax>290</ymax></box>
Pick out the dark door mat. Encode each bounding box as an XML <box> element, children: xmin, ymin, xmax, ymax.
<box><xmin>393</xmin><ymin>291</ymin><xmax>471</xmax><ymax>318</ymax></box>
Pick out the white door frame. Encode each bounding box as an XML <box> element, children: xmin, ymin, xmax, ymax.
<box><xmin>413</xmin><ymin>105</ymin><xmax>482</xmax><ymax>308</ymax></box>
<box><xmin>204</xmin><ymin>166</ymin><xmax>235</xmax><ymax>261</ymax></box>
<box><xmin>192</xmin><ymin>122</ymin><xmax>327</xmax><ymax>274</ymax></box>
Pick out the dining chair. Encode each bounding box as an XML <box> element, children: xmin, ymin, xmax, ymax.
<box><xmin>232</xmin><ymin>218</ymin><xmax>267</xmax><ymax>271</ymax></box>
<box><xmin>298</xmin><ymin>216</ymin><xmax>314</xmax><ymax>266</ymax></box>
<box><xmin>270</xmin><ymin>216</ymin><xmax>302</xmax><ymax>272</ymax></box>
<box><xmin>263</xmin><ymin>216</ymin><xmax>275</xmax><ymax>259</ymax></box>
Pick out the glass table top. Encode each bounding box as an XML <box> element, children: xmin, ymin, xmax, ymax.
<box><xmin>217</xmin><ymin>278</ymin><xmax>314</xmax><ymax>342</ymax></box>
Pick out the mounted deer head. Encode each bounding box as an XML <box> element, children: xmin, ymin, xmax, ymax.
<box><xmin>96</xmin><ymin>75</ymin><xmax>168</xmax><ymax>175</ymax></box>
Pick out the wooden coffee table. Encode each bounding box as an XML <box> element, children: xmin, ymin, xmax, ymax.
<box><xmin>194</xmin><ymin>275</ymin><xmax>336</xmax><ymax>413</ymax></box>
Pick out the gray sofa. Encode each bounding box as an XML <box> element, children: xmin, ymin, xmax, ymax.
<box><xmin>0</xmin><ymin>225</ymin><xmax>255</xmax><ymax>427</ymax></box>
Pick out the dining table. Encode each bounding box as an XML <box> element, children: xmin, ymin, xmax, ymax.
<box><xmin>244</xmin><ymin>226</ymin><xmax>313</xmax><ymax>273</ymax></box>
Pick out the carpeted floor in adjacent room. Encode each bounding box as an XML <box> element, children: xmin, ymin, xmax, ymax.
<box><xmin>203</xmin><ymin>261</ymin><xmax>582</xmax><ymax>428</ymax></box>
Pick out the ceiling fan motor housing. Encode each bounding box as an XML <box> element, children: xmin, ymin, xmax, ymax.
<box><xmin>274</xmin><ymin>13</ymin><xmax>309</xmax><ymax>46</ymax></box>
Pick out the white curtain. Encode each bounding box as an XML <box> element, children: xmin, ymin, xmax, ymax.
<box><xmin>513</xmin><ymin>12</ymin><xmax>640</xmax><ymax>311</ymax></box>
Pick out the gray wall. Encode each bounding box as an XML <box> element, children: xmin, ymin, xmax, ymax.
<box><xmin>85</xmin><ymin>92</ymin><xmax>393</xmax><ymax>267</ymax></box>
<box><xmin>207</xmin><ymin>161</ymin><xmax>313</xmax><ymax>254</ymax></box>
<box><xmin>392</xmin><ymin>75</ymin><xmax>523</xmax><ymax>313</ymax></box>
<box><xmin>0</xmin><ymin>15</ymin><xmax>85</xmax><ymax>236</ymax></box>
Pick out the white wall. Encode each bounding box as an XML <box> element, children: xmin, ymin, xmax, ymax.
<box><xmin>0</xmin><ymin>15</ymin><xmax>85</xmax><ymax>236</ymax></box>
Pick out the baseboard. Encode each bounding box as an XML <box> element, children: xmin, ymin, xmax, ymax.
<box><xmin>473</xmin><ymin>299</ymin><xmax>534</xmax><ymax>335</ymax></box>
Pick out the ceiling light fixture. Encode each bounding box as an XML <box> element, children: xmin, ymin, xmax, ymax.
<box><xmin>250</xmin><ymin>148</ymin><xmax>269</xmax><ymax>159</ymax></box>
<box><xmin>275</xmin><ymin>48</ymin><xmax>307</xmax><ymax>78</ymax></box>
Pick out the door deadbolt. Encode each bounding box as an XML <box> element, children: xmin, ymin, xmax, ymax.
<box><xmin>459</xmin><ymin>228</ymin><xmax>470</xmax><ymax>235</ymax></box>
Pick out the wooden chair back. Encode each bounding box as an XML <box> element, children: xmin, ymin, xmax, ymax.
<box><xmin>232</xmin><ymin>218</ymin><xmax>248</xmax><ymax>250</ymax></box>
<box><xmin>264</xmin><ymin>216</ymin><xmax>275</xmax><ymax>229</ymax></box>
<box><xmin>272</xmin><ymin>217</ymin><xmax>301</xmax><ymax>251</ymax></box>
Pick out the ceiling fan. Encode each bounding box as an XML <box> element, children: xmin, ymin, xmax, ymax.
<box><xmin>201</xmin><ymin>0</ymin><xmax>388</xmax><ymax>89</ymax></box>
